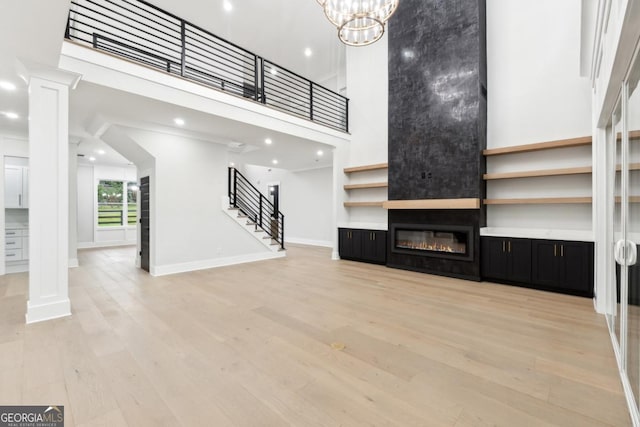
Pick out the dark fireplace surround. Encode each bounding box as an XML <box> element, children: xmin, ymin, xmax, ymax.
<box><xmin>386</xmin><ymin>0</ymin><xmax>486</xmax><ymax>282</ymax></box>
<box><xmin>388</xmin><ymin>210</ymin><xmax>482</xmax><ymax>281</ymax></box>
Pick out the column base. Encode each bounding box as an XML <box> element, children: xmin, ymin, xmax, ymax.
<box><xmin>26</xmin><ymin>298</ymin><xmax>71</xmax><ymax>324</ymax></box>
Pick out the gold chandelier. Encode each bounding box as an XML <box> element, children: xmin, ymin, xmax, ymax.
<box><xmin>316</xmin><ymin>0</ymin><xmax>399</xmax><ymax>46</ymax></box>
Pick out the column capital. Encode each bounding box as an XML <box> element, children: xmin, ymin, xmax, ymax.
<box><xmin>16</xmin><ymin>58</ymin><xmax>82</xmax><ymax>89</ymax></box>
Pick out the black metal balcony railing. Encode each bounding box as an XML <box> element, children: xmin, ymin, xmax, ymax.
<box><xmin>65</xmin><ymin>0</ymin><xmax>349</xmax><ymax>132</ymax></box>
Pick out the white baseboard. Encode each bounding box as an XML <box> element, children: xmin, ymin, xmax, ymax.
<box><xmin>78</xmin><ymin>241</ymin><xmax>136</xmax><ymax>249</ymax></box>
<box><xmin>26</xmin><ymin>298</ymin><xmax>71</xmax><ymax>324</ymax></box>
<box><xmin>285</xmin><ymin>237</ymin><xmax>333</xmax><ymax>248</ymax></box>
<box><xmin>151</xmin><ymin>251</ymin><xmax>286</xmax><ymax>277</ymax></box>
<box><xmin>331</xmin><ymin>251</ymin><xmax>340</xmax><ymax>260</ymax></box>
<box><xmin>5</xmin><ymin>262</ymin><xmax>28</xmax><ymax>274</ymax></box>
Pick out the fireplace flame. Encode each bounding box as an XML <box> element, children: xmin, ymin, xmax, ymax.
<box><xmin>396</xmin><ymin>240</ymin><xmax>466</xmax><ymax>254</ymax></box>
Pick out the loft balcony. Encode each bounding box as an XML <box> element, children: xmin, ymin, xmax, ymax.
<box><xmin>64</xmin><ymin>0</ymin><xmax>349</xmax><ymax>133</ymax></box>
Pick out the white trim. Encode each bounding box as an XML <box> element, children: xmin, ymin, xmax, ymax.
<box><xmin>78</xmin><ymin>241</ymin><xmax>135</xmax><ymax>249</ymax></box>
<box><xmin>609</xmin><ymin>319</ymin><xmax>640</xmax><ymax>427</ymax></box>
<box><xmin>331</xmin><ymin>251</ymin><xmax>340</xmax><ymax>260</ymax></box>
<box><xmin>621</xmin><ymin>368</ymin><xmax>640</xmax><ymax>427</ymax></box>
<box><xmin>151</xmin><ymin>251</ymin><xmax>286</xmax><ymax>277</ymax></box>
<box><xmin>5</xmin><ymin>263</ymin><xmax>28</xmax><ymax>274</ymax></box>
<box><xmin>68</xmin><ymin>258</ymin><xmax>79</xmax><ymax>268</ymax></box>
<box><xmin>286</xmin><ymin>237</ymin><xmax>333</xmax><ymax>247</ymax></box>
<box><xmin>26</xmin><ymin>298</ymin><xmax>71</xmax><ymax>324</ymax></box>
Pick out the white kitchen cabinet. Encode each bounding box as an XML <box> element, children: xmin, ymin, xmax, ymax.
<box><xmin>5</xmin><ymin>226</ymin><xmax>29</xmax><ymax>272</ymax></box>
<box><xmin>4</xmin><ymin>165</ymin><xmax>28</xmax><ymax>208</ymax></box>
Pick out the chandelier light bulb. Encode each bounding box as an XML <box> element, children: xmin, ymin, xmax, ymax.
<box><xmin>322</xmin><ymin>0</ymin><xmax>399</xmax><ymax>46</ymax></box>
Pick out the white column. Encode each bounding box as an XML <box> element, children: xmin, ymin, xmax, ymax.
<box><xmin>69</xmin><ymin>139</ymin><xmax>79</xmax><ymax>268</ymax></box>
<box><xmin>17</xmin><ymin>60</ymin><xmax>81</xmax><ymax>324</ymax></box>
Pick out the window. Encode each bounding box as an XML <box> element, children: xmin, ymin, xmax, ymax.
<box><xmin>127</xmin><ymin>182</ymin><xmax>138</xmax><ymax>225</ymax></box>
<box><xmin>97</xmin><ymin>180</ymin><xmax>137</xmax><ymax>227</ymax></box>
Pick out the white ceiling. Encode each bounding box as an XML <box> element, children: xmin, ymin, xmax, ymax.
<box><xmin>70</xmin><ymin>81</ymin><xmax>334</xmax><ymax>170</ymax></box>
<box><xmin>0</xmin><ymin>0</ymin><xmax>344</xmax><ymax>170</ymax></box>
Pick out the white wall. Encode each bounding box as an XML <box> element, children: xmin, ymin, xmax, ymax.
<box><xmin>76</xmin><ymin>163</ymin><xmax>137</xmax><ymax>248</ymax></box>
<box><xmin>124</xmin><ymin>128</ymin><xmax>272</xmax><ymax>274</ymax></box>
<box><xmin>241</xmin><ymin>164</ymin><xmax>333</xmax><ymax>246</ymax></box>
<box><xmin>487</xmin><ymin>0</ymin><xmax>592</xmax><ymax>146</ymax></box>
<box><xmin>341</xmin><ymin>33</ymin><xmax>389</xmax><ymax>229</ymax></box>
<box><xmin>485</xmin><ymin>0</ymin><xmax>593</xmax><ymax>233</ymax></box>
<box><xmin>77</xmin><ymin>165</ymin><xmax>94</xmax><ymax>244</ymax></box>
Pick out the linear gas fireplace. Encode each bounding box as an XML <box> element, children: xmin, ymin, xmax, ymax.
<box><xmin>391</xmin><ymin>224</ymin><xmax>474</xmax><ymax>261</ymax></box>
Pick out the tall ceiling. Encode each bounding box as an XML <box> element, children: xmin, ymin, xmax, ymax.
<box><xmin>0</xmin><ymin>0</ymin><xmax>345</xmax><ymax>170</ymax></box>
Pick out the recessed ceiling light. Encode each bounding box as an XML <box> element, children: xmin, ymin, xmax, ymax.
<box><xmin>2</xmin><ymin>112</ymin><xmax>19</xmax><ymax>120</ymax></box>
<box><xmin>96</xmin><ymin>149</ymin><xmax>106</xmax><ymax>155</ymax></box>
<box><xmin>223</xmin><ymin>0</ymin><xmax>232</xmax><ymax>12</ymax></box>
<box><xmin>174</xmin><ymin>118</ymin><xmax>185</xmax><ymax>126</ymax></box>
<box><xmin>304</xmin><ymin>48</ymin><xmax>313</xmax><ymax>57</ymax></box>
<box><xmin>272</xmin><ymin>159</ymin><xmax>278</xmax><ymax>165</ymax></box>
<box><xmin>88</xmin><ymin>156</ymin><xmax>96</xmax><ymax>162</ymax></box>
<box><xmin>265</xmin><ymin>138</ymin><xmax>272</xmax><ymax>145</ymax></box>
<box><xmin>0</xmin><ymin>81</ymin><xmax>16</xmax><ymax>91</ymax></box>
<box><xmin>317</xmin><ymin>150</ymin><xmax>323</xmax><ymax>156</ymax></box>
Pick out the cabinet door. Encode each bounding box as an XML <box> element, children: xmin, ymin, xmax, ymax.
<box><xmin>339</xmin><ymin>228</ymin><xmax>363</xmax><ymax>259</ymax></box>
<box><xmin>338</xmin><ymin>228</ymin><xmax>351</xmax><ymax>258</ymax></box>
<box><xmin>507</xmin><ymin>238</ymin><xmax>532</xmax><ymax>284</ymax></box>
<box><xmin>4</xmin><ymin>166</ymin><xmax>22</xmax><ymax>208</ymax></box>
<box><xmin>531</xmin><ymin>240</ymin><xmax>560</xmax><ymax>287</ymax></box>
<box><xmin>373</xmin><ymin>231</ymin><xmax>387</xmax><ymax>264</ymax></box>
<box><xmin>21</xmin><ymin>167</ymin><xmax>28</xmax><ymax>208</ymax></box>
<box><xmin>559</xmin><ymin>241</ymin><xmax>593</xmax><ymax>294</ymax></box>
<box><xmin>22</xmin><ymin>235</ymin><xmax>29</xmax><ymax>260</ymax></box>
<box><xmin>480</xmin><ymin>237</ymin><xmax>508</xmax><ymax>280</ymax></box>
<box><xmin>351</xmin><ymin>229</ymin><xmax>364</xmax><ymax>259</ymax></box>
<box><xmin>362</xmin><ymin>230</ymin><xmax>386</xmax><ymax>264</ymax></box>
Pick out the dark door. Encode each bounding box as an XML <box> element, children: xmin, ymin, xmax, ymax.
<box><xmin>531</xmin><ymin>240</ymin><xmax>560</xmax><ymax>287</ymax></box>
<box><xmin>140</xmin><ymin>176</ymin><xmax>150</xmax><ymax>272</ymax></box>
<box><xmin>372</xmin><ymin>230</ymin><xmax>387</xmax><ymax>264</ymax></box>
<box><xmin>480</xmin><ymin>237</ymin><xmax>508</xmax><ymax>280</ymax></box>
<box><xmin>559</xmin><ymin>241</ymin><xmax>593</xmax><ymax>294</ymax></box>
<box><xmin>508</xmin><ymin>238</ymin><xmax>532</xmax><ymax>284</ymax></box>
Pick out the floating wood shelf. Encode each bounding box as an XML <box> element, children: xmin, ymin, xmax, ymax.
<box><xmin>483</xmin><ymin>163</ymin><xmax>640</xmax><ymax>181</ymax></box>
<box><xmin>383</xmin><ymin>198</ymin><xmax>481</xmax><ymax>210</ymax></box>
<box><xmin>484</xmin><ymin>197</ymin><xmax>592</xmax><ymax>205</ymax></box>
<box><xmin>618</xmin><ymin>163</ymin><xmax>640</xmax><ymax>171</ymax></box>
<box><xmin>483</xmin><ymin>136</ymin><xmax>592</xmax><ymax>156</ymax></box>
<box><xmin>343</xmin><ymin>163</ymin><xmax>388</xmax><ymax>173</ymax></box>
<box><xmin>343</xmin><ymin>201</ymin><xmax>386</xmax><ymax>207</ymax></box>
<box><xmin>615</xmin><ymin>196</ymin><xmax>640</xmax><ymax>203</ymax></box>
<box><xmin>344</xmin><ymin>182</ymin><xmax>388</xmax><ymax>190</ymax></box>
<box><xmin>483</xmin><ymin>166</ymin><xmax>592</xmax><ymax>180</ymax></box>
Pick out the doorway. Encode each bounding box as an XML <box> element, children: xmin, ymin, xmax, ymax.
<box><xmin>267</xmin><ymin>182</ymin><xmax>280</xmax><ymax>240</ymax></box>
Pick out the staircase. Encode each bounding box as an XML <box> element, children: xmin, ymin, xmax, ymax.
<box><xmin>223</xmin><ymin>167</ymin><xmax>285</xmax><ymax>252</ymax></box>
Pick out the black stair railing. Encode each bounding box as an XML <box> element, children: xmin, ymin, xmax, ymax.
<box><xmin>228</xmin><ymin>167</ymin><xmax>284</xmax><ymax>250</ymax></box>
<box><xmin>65</xmin><ymin>0</ymin><xmax>349</xmax><ymax>132</ymax></box>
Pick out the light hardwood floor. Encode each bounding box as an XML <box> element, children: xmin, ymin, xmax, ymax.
<box><xmin>0</xmin><ymin>244</ymin><xmax>631</xmax><ymax>426</ymax></box>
